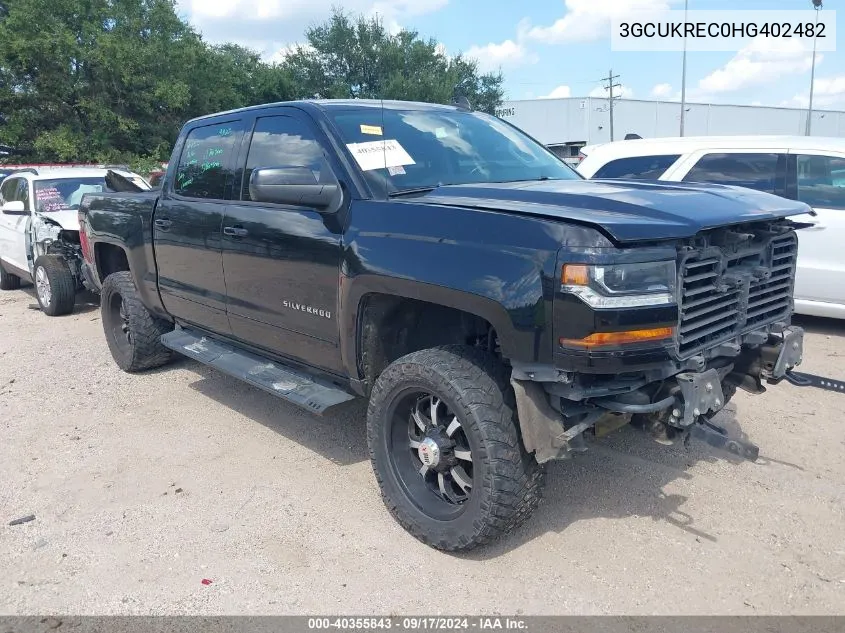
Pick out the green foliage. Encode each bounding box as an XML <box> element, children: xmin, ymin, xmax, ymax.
<box><xmin>287</xmin><ymin>11</ymin><xmax>504</xmax><ymax>113</ymax></box>
<box><xmin>0</xmin><ymin>2</ymin><xmax>504</xmax><ymax>166</ymax></box>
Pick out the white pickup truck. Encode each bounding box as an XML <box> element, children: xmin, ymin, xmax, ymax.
<box><xmin>0</xmin><ymin>167</ymin><xmax>149</xmax><ymax>315</ymax></box>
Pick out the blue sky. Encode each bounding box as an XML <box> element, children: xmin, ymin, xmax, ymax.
<box><xmin>179</xmin><ymin>0</ymin><xmax>844</xmax><ymax>110</ymax></box>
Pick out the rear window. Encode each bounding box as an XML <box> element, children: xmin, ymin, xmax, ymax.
<box><xmin>797</xmin><ymin>154</ymin><xmax>845</xmax><ymax>210</ymax></box>
<box><xmin>683</xmin><ymin>152</ymin><xmax>784</xmax><ymax>194</ymax></box>
<box><xmin>34</xmin><ymin>178</ymin><xmax>108</xmax><ymax>212</ymax></box>
<box><xmin>174</xmin><ymin>121</ymin><xmax>243</xmax><ymax>200</ymax></box>
<box><xmin>593</xmin><ymin>155</ymin><xmax>680</xmax><ymax>180</ymax></box>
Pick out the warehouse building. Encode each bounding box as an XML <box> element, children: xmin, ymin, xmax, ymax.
<box><xmin>497</xmin><ymin>97</ymin><xmax>845</xmax><ymax>161</ymax></box>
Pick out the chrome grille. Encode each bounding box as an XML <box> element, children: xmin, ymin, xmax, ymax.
<box><xmin>677</xmin><ymin>232</ymin><xmax>798</xmax><ymax>358</ymax></box>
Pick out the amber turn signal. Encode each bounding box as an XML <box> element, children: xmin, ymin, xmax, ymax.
<box><xmin>560</xmin><ymin>327</ymin><xmax>675</xmax><ymax>349</ymax></box>
<box><xmin>561</xmin><ymin>264</ymin><xmax>590</xmax><ymax>286</ymax></box>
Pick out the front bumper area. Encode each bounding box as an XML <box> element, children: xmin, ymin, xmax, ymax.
<box><xmin>511</xmin><ymin>326</ymin><xmax>805</xmax><ymax>464</ymax></box>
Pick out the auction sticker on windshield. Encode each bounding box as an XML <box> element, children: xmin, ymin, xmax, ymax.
<box><xmin>35</xmin><ymin>187</ymin><xmax>69</xmax><ymax>212</ymax></box>
<box><xmin>346</xmin><ymin>139</ymin><xmax>415</xmax><ymax>172</ymax></box>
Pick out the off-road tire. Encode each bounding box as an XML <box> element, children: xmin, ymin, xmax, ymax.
<box><xmin>101</xmin><ymin>271</ymin><xmax>173</xmax><ymax>372</ymax></box>
<box><xmin>0</xmin><ymin>260</ymin><xmax>21</xmax><ymax>290</ymax></box>
<box><xmin>33</xmin><ymin>255</ymin><xmax>76</xmax><ymax>316</ymax></box>
<box><xmin>367</xmin><ymin>345</ymin><xmax>545</xmax><ymax>551</ymax></box>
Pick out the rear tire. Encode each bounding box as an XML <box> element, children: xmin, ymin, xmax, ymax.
<box><xmin>33</xmin><ymin>255</ymin><xmax>76</xmax><ymax>316</ymax></box>
<box><xmin>367</xmin><ymin>345</ymin><xmax>544</xmax><ymax>551</ymax></box>
<box><xmin>101</xmin><ymin>271</ymin><xmax>173</xmax><ymax>372</ymax></box>
<box><xmin>0</xmin><ymin>260</ymin><xmax>21</xmax><ymax>291</ymax></box>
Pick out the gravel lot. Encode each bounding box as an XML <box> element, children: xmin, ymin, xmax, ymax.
<box><xmin>1</xmin><ymin>285</ymin><xmax>844</xmax><ymax>615</ymax></box>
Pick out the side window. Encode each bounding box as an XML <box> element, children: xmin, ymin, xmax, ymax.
<box><xmin>796</xmin><ymin>154</ymin><xmax>845</xmax><ymax>210</ymax></box>
<box><xmin>593</xmin><ymin>155</ymin><xmax>680</xmax><ymax>180</ymax></box>
<box><xmin>17</xmin><ymin>179</ymin><xmax>30</xmax><ymax>210</ymax></box>
<box><xmin>0</xmin><ymin>178</ymin><xmax>18</xmax><ymax>203</ymax></box>
<box><xmin>174</xmin><ymin>121</ymin><xmax>243</xmax><ymax>200</ymax></box>
<box><xmin>241</xmin><ymin>115</ymin><xmax>325</xmax><ymax>201</ymax></box>
<box><xmin>684</xmin><ymin>152</ymin><xmax>783</xmax><ymax>194</ymax></box>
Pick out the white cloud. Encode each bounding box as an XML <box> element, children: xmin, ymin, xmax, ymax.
<box><xmin>180</xmin><ymin>0</ymin><xmax>449</xmax><ymax>60</ymax></box>
<box><xmin>785</xmin><ymin>75</ymin><xmax>845</xmax><ymax>109</ymax></box>
<box><xmin>815</xmin><ymin>76</ymin><xmax>845</xmax><ymax>98</ymax></box>
<box><xmin>651</xmin><ymin>83</ymin><xmax>672</xmax><ymax>98</ymax></box>
<box><xmin>267</xmin><ymin>43</ymin><xmax>313</xmax><ymax>65</ymax></box>
<box><xmin>541</xmin><ymin>85</ymin><xmax>572</xmax><ymax>99</ymax></box>
<box><xmin>698</xmin><ymin>36</ymin><xmax>820</xmax><ymax>94</ymax></box>
<box><xmin>465</xmin><ymin>39</ymin><xmax>537</xmax><ymax>73</ymax></box>
<box><xmin>524</xmin><ymin>0</ymin><xmax>674</xmax><ymax>44</ymax></box>
<box><xmin>589</xmin><ymin>84</ymin><xmax>634</xmax><ymax>99</ymax></box>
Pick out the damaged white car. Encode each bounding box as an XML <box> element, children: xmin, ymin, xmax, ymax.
<box><xmin>0</xmin><ymin>167</ymin><xmax>150</xmax><ymax>315</ymax></box>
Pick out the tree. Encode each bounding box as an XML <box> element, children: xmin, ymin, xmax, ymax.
<box><xmin>284</xmin><ymin>10</ymin><xmax>504</xmax><ymax>114</ymax></box>
<box><xmin>0</xmin><ymin>2</ymin><xmax>505</xmax><ymax>167</ymax></box>
<box><xmin>0</xmin><ymin>0</ymin><xmax>296</xmax><ymax>164</ymax></box>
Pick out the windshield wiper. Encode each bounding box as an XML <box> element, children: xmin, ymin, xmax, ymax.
<box><xmin>387</xmin><ymin>186</ymin><xmax>439</xmax><ymax>198</ymax></box>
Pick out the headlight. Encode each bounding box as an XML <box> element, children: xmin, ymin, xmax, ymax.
<box><xmin>562</xmin><ymin>261</ymin><xmax>676</xmax><ymax>308</ymax></box>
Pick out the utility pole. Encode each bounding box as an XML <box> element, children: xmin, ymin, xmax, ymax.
<box><xmin>601</xmin><ymin>69</ymin><xmax>622</xmax><ymax>141</ymax></box>
<box><xmin>680</xmin><ymin>0</ymin><xmax>689</xmax><ymax>136</ymax></box>
<box><xmin>806</xmin><ymin>0</ymin><xmax>823</xmax><ymax>136</ymax></box>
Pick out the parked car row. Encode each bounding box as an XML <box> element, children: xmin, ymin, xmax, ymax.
<box><xmin>0</xmin><ymin>102</ymin><xmax>813</xmax><ymax>551</ymax></box>
<box><xmin>577</xmin><ymin>136</ymin><xmax>845</xmax><ymax>319</ymax></box>
<box><xmin>0</xmin><ymin>167</ymin><xmax>150</xmax><ymax>314</ymax></box>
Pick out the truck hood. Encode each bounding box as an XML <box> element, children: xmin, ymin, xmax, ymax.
<box><xmin>38</xmin><ymin>210</ymin><xmax>80</xmax><ymax>232</ymax></box>
<box><xmin>422</xmin><ymin>179</ymin><xmax>813</xmax><ymax>243</ymax></box>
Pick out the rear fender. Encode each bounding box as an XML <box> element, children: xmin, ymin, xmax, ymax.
<box><xmin>83</xmin><ymin>193</ymin><xmax>167</xmax><ymax>318</ymax></box>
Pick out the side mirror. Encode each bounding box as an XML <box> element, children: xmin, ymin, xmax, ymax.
<box><xmin>1</xmin><ymin>200</ymin><xmax>26</xmax><ymax>215</ymax></box>
<box><xmin>249</xmin><ymin>165</ymin><xmax>341</xmax><ymax>212</ymax></box>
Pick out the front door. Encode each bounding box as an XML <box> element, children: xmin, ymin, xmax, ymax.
<box><xmin>154</xmin><ymin>119</ymin><xmax>245</xmax><ymax>333</ymax></box>
<box><xmin>222</xmin><ymin>112</ymin><xmax>344</xmax><ymax>373</ymax></box>
<box><xmin>789</xmin><ymin>151</ymin><xmax>845</xmax><ymax>309</ymax></box>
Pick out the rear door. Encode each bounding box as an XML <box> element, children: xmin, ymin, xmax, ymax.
<box><xmin>670</xmin><ymin>149</ymin><xmax>789</xmax><ymax>197</ymax></box>
<box><xmin>221</xmin><ymin>111</ymin><xmax>345</xmax><ymax>373</ymax></box>
<box><xmin>0</xmin><ymin>177</ymin><xmax>30</xmax><ymax>272</ymax></box>
<box><xmin>154</xmin><ymin>119</ymin><xmax>245</xmax><ymax>333</ymax></box>
<box><xmin>787</xmin><ymin>150</ymin><xmax>845</xmax><ymax>308</ymax></box>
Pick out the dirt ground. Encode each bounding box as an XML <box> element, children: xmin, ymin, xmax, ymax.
<box><xmin>1</xmin><ymin>286</ymin><xmax>844</xmax><ymax>615</ymax></box>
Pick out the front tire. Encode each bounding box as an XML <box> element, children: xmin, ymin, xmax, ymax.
<box><xmin>33</xmin><ymin>255</ymin><xmax>76</xmax><ymax>316</ymax></box>
<box><xmin>367</xmin><ymin>345</ymin><xmax>544</xmax><ymax>551</ymax></box>
<box><xmin>101</xmin><ymin>271</ymin><xmax>173</xmax><ymax>372</ymax></box>
<box><xmin>0</xmin><ymin>260</ymin><xmax>21</xmax><ymax>291</ymax></box>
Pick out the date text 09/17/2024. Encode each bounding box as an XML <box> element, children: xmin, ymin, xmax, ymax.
<box><xmin>307</xmin><ymin>617</ymin><xmax>528</xmax><ymax>630</ymax></box>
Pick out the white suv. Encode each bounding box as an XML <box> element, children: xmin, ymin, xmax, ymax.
<box><xmin>0</xmin><ymin>167</ymin><xmax>149</xmax><ymax>315</ymax></box>
<box><xmin>577</xmin><ymin>136</ymin><xmax>845</xmax><ymax>320</ymax></box>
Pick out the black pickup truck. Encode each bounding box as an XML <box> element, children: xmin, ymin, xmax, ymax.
<box><xmin>78</xmin><ymin>99</ymin><xmax>809</xmax><ymax>550</ymax></box>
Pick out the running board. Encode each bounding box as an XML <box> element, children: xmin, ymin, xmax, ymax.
<box><xmin>160</xmin><ymin>328</ymin><xmax>356</xmax><ymax>415</ymax></box>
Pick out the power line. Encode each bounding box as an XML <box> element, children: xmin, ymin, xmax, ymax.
<box><xmin>599</xmin><ymin>69</ymin><xmax>622</xmax><ymax>141</ymax></box>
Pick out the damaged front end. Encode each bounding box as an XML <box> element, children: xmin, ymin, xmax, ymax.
<box><xmin>511</xmin><ymin>220</ymin><xmax>807</xmax><ymax>463</ymax></box>
<box><xmin>28</xmin><ymin>214</ymin><xmax>95</xmax><ymax>292</ymax></box>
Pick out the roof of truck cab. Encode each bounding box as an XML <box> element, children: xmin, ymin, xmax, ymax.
<box><xmin>184</xmin><ymin>99</ymin><xmax>464</xmax><ymax>125</ymax></box>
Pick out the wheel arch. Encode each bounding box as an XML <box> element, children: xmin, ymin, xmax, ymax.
<box><xmin>341</xmin><ymin>275</ymin><xmax>529</xmax><ymax>395</ymax></box>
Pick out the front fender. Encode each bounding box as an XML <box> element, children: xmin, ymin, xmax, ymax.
<box><xmin>339</xmin><ymin>200</ymin><xmax>582</xmax><ymax>380</ymax></box>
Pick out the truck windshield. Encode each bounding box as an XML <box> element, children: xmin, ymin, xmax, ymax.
<box><xmin>328</xmin><ymin>107</ymin><xmax>581</xmax><ymax>195</ymax></box>
<box><xmin>34</xmin><ymin>178</ymin><xmax>111</xmax><ymax>212</ymax></box>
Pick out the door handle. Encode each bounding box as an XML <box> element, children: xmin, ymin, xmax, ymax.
<box><xmin>154</xmin><ymin>218</ymin><xmax>173</xmax><ymax>229</ymax></box>
<box><xmin>223</xmin><ymin>226</ymin><xmax>248</xmax><ymax>237</ymax></box>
